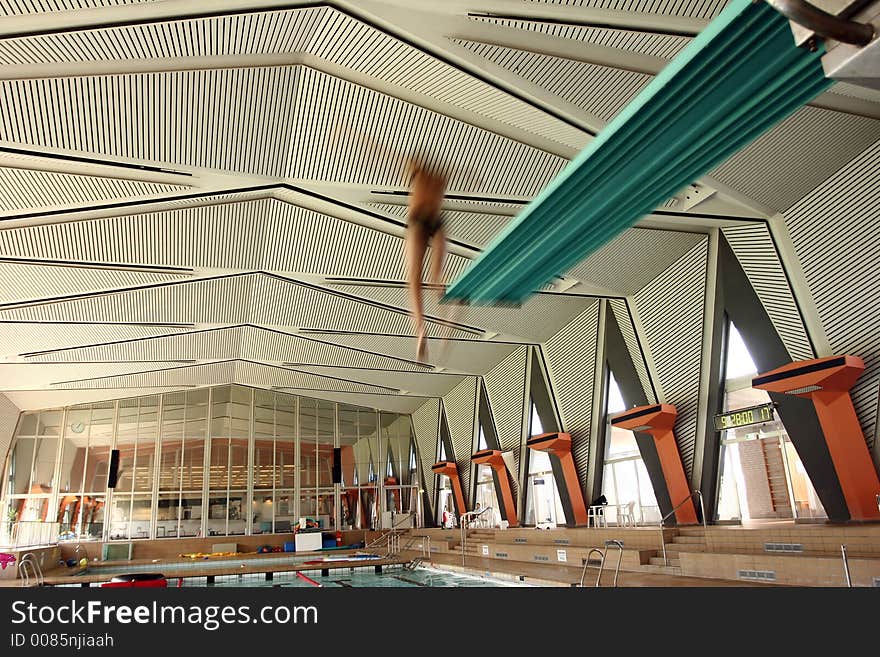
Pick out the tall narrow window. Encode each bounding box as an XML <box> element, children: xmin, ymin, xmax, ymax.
<box><xmin>716</xmin><ymin>321</ymin><xmax>825</xmax><ymax>522</ymax></box>
<box><xmin>601</xmin><ymin>373</ymin><xmax>659</xmax><ymax>526</ymax></box>
<box><xmin>524</xmin><ymin>400</ymin><xmax>565</xmax><ymax>527</ymax></box>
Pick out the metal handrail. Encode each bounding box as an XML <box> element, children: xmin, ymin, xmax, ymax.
<box><xmin>459</xmin><ymin>506</ymin><xmax>493</xmax><ymax>567</ymax></box>
<box><xmin>766</xmin><ymin>0</ymin><xmax>875</xmax><ymax>46</ymax></box>
<box><xmin>604</xmin><ymin>540</ymin><xmax>624</xmax><ymax>587</ymax></box>
<box><xmin>659</xmin><ymin>490</ymin><xmax>707</xmax><ymax>566</ymax></box>
<box><xmin>841</xmin><ymin>544</ymin><xmax>852</xmax><ymax>587</ymax></box>
<box><xmin>578</xmin><ymin>540</ymin><xmax>625</xmax><ymax>588</ymax></box>
<box><xmin>18</xmin><ymin>552</ymin><xmax>43</xmax><ymax>587</ymax></box>
<box><xmin>580</xmin><ymin>548</ymin><xmax>606</xmax><ymax>587</ymax></box>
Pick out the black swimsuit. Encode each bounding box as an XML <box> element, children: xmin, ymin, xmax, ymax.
<box><xmin>411</xmin><ymin>210</ymin><xmax>443</xmax><ymax>239</ymax></box>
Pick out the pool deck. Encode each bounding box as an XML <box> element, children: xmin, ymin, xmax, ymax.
<box><xmin>426</xmin><ymin>553</ymin><xmax>772</xmax><ymax>587</ymax></box>
<box><xmin>2</xmin><ymin>549</ymin><xmax>411</xmax><ymax>587</ymax></box>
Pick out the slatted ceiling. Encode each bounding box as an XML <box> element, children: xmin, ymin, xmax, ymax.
<box><xmin>0</xmin><ymin>262</ymin><xmax>187</xmax><ymax>304</ymax></box>
<box><xmin>785</xmin><ymin>139</ymin><xmax>880</xmax><ymax>449</ymax></box>
<box><xmin>608</xmin><ymin>298</ymin><xmax>656</xmax><ymax>403</ymax></box>
<box><xmin>248</xmin><ymin>275</ymin><xmax>474</xmax><ymax>340</ymax></box>
<box><xmin>24</xmin><ymin>324</ymin><xmax>433</xmax><ymax>372</ymax></box>
<box><xmin>0</xmin><ymin>393</ymin><xmax>21</xmax><ymax>460</ymax></box>
<box><xmin>710</xmin><ymin>106</ymin><xmax>880</xmax><ymax>213</ymax></box>
<box><xmin>0</xmin><ymin>68</ymin><xmax>300</xmax><ymax>177</ymax></box>
<box><xmin>0</xmin><ymin>272</ymin><xmax>467</xmax><ymax>338</ymax></box>
<box><xmin>633</xmin><ymin>239</ymin><xmax>708</xmax><ymax>477</ymax></box>
<box><xmin>0</xmin><ymin>167</ymin><xmax>188</xmax><ymax>213</ymax></box>
<box><xmin>482</xmin><ymin>346</ymin><xmax>528</xmax><ymax>501</ymax></box>
<box><xmin>282</xmin><ymin>390</ymin><xmax>422</xmax><ymax>415</ymax></box>
<box><xmin>294</xmin><ymin>366</ymin><xmax>465</xmax><ymax>397</ymax></box>
<box><xmin>0</xmin><ymin>198</ymin><xmax>429</xmax><ymax>280</ymax></box>
<box><xmin>442</xmin><ymin>377</ymin><xmax>477</xmax><ymax>507</ymax></box>
<box><xmin>309</xmin><ymin>10</ymin><xmax>585</xmax><ymax>148</ymax></box>
<box><xmin>291</xmin><ymin>67</ymin><xmax>568</xmax><ymax>197</ymax></box>
<box><xmin>0</xmin><ymin>323</ymin><xmax>189</xmax><ymax>358</ymax></box>
<box><xmin>4</xmin><ymin>361</ymin><xmax>167</xmax><ymax>388</ymax></box>
<box><xmin>524</xmin><ymin>0</ymin><xmax>729</xmax><ymax>20</ymax></box>
<box><xmin>0</xmin><ymin>274</ymin><xmax>251</xmax><ymax>324</ymax></box>
<box><xmin>411</xmin><ymin>398</ymin><xmax>440</xmax><ymax>511</ymax></box>
<box><xmin>566</xmin><ymin>227</ymin><xmax>704</xmax><ymax>294</ymax></box>
<box><xmin>0</xmin><ymin>1</ymin><xmax>155</xmax><ymax>15</ymax></box>
<box><xmin>369</xmin><ymin>203</ymin><xmax>514</xmax><ymax>248</ymax></box>
<box><xmin>0</xmin><ymin>7</ymin><xmax>583</xmax><ymax>150</ymax></box>
<box><xmin>828</xmin><ymin>82</ymin><xmax>880</xmax><ymax>103</ymax></box>
<box><xmin>543</xmin><ymin>301</ymin><xmax>600</xmax><ymax>494</ymax></box>
<box><xmin>454</xmin><ymin>39</ymin><xmax>651</xmax><ymax>123</ymax></box>
<box><xmin>25</xmin><ymin>326</ymin><xmax>243</xmax><ymax>363</ymax></box>
<box><xmin>325</xmin><ymin>282</ymin><xmax>594</xmax><ymax>342</ymax></box>
<box><xmin>310</xmin><ymin>333</ymin><xmax>520</xmax><ymax>376</ymax></box>
<box><xmin>468</xmin><ymin>16</ymin><xmax>692</xmax><ymax>60</ymax></box>
<box><xmin>721</xmin><ymin>224</ymin><xmax>813</xmax><ymax>362</ymax></box>
<box><xmin>232</xmin><ymin>361</ymin><xmax>397</xmax><ymax>395</ymax></box>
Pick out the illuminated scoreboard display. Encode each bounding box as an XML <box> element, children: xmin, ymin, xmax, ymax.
<box><xmin>714</xmin><ymin>403</ymin><xmax>775</xmax><ymax>431</ymax></box>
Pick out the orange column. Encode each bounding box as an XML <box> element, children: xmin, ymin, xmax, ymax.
<box><xmin>470</xmin><ymin>450</ymin><xmax>519</xmax><ymax>528</ymax></box>
<box><xmin>527</xmin><ymin>433</ymin><xmax>588</xmax><ymax>526</ymax></box>
<box><xmin>753</xmin><ymin>355</ymin><xmax>880</xmax><ymax>522</ymax></box>
<box><xmin>432</xmin><ymin>461</ymin><xmax>466</xmax><ymax>517</ymax></box>
<box><xmin>612</xmin><ymin>404</ymin><xmax>697</xmax><ymax>525</ymax></box>
<box><xmin>812</xmin><ymin>390</ymin><xmax>880</xmax><ymax>521</ymax></box>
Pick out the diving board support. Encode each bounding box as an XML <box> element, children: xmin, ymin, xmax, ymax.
<box><xmin>752</xmin><ymin>355</ymin><xmax>880</xmax><ymax>521</ymax></box>
<box><xmin>431</xmin><ymin>461</ymin><xmax>467</xmax><ymax>521</ymax></box>
<box><xmin>526</xmin><ymin>432</ymin><xmax>589</xmax><ymax>526</ymax></box>
<box><xmin>470</xmin><ymin>450</ymin><xmax>519</xmax><ymax>527</ymax></box>
<box><xmin>611</xmin><ymin>404</ymin><xmax>698</xmax><ymax>525</ymax></box>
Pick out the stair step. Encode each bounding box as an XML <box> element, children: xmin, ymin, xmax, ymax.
<box><xmin>671</xmin><ymin>536</ymin><xmax>704</xmax><ymax>544</ymax></box>
<box><xmin>640</xmin><ymin>564</ymin><xmax>682</xmax><ymax>576</ymax></box>
<box><xmin>649</xmin><ymin>557</ymin><xmax>680</xmax><ymax>567</ymax></box>
<box><xmin>676</xmin><ymin>528</ymin><xmax>706</xmax><ymax>536</ymax></box>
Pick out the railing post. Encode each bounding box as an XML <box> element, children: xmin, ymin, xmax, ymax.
<box><xmin>841</xmin><ymin>544</ymin><xmax>852</xmax><ymax>587</ymax></box>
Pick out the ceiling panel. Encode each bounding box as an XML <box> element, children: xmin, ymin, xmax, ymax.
<box><xmin>309</xmin><ymin>332</ymin><xmax>520</xmax><ymax>375</ymax></box>
<box><xmin>710</xmin><ymin>106</ymin><xmax>880</xmax><ymax>212</ymax></box>
<box><xmin>565</xmin><ymin>227</ymin><xmax>706</xmax><ymax>294</ymax></box>
<box><xmin>0</xmin><ymin>166</ymin><xmax>188</xmax><ymax>213</ymax></box>
<box><xmin>0</xmin><ymin>1</ymin><xmax>156</xmax><ymax>15</ymax></box>
<box><xmin>25</xmin><ymin>324</ymin><xmax>434</xmax><ymax>372</ymax></box>
<box><xmin>0</xmin><ymin>68</ymin><xmax>301</xmax><ymax>177</ymax></box>
<box><xmin>0</xmin><ymin>197</ymin><xmax>471</xmax><ymax>280</ymax></box>
<box><xmin>294</xmin><ymin>365</ymin><xmax>465</xmax><ymax>397</ymax></box>
<box><xmin>524</xmin><ymin>0</ymin><xmax>728</xmax><ymax>20</ymax></box>
<box><xmin>290</xmin><ymin>66</ymin><xmax>567</xmax><ymax>197</ymax></box>
<box><xmin>0</xmin><ymin>262</ymin><xmax>188</xmax><ymax>304</ymax></box>
<box><xmin>0</xmin><ymin>273</ymin><xmax>475</xmax><ymax>339</ymax></box>
<box><xmin>0</xmin><ymin>5</ymin><xmax>583</xmax><ymax>149</ymax></box>
<box><xmin>326</xmin><ymin>282</ymin><xmax>594</xmax><ymax>342</ymax></box>
<box><xmin>467</xmin><ymin>15</ymin><xmax>691</xmax><ymax>59</ymax></box>
<box><xmin>0</xmin><ymin>322</ymin><xmax>191</xmax><ymax>358</ymax></box>
<box><xmin>454</xmin><ymin>39</ymin><xmax>651</xmax><ymax>123</ymax></box>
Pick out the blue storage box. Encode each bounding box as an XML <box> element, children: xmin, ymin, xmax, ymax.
<box><xmin>283</xmin><ymin>541</ymin><xmax>296</xmax><ymax>552</ymax></box>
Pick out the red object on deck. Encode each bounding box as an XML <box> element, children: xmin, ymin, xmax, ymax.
<box><xmin>335</xmin><ymin>531</ymin><xmax>343</xmax><ymax>546</ymax></box>
<box><xmin>296</xmin><ymin>572</ymin><xmax>323</xmax><ymax>587</ymax></box>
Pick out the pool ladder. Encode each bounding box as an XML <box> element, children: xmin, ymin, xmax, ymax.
<box><xmin>18</xmin><ymin>552</ymin><xmax>44</xmax><ymax>587</ymax></box>
<box><xmin>579</xmin><ymin>540</ymin><xmax>624</xmax><ymax>588</ymax></box>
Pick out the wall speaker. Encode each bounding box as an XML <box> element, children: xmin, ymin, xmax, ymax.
<box><xmin>332</xmin><ymin>447</ymin><xmax>342</xmax><ymax>484</ymax></box>
<box><xmin>107</xmin><ymin>449</ymin><xmax>121</xmax><ymax>488</ymax></box>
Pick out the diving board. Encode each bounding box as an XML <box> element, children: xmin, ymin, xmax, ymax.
<box><xmin>444</xmin><ymin>0</ymin><xmax>832</xmax><ymax>305</ymax></box>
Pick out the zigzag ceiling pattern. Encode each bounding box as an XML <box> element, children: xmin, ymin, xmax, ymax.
<box><xmin>0</xmin><ymin>0</ymin><xmax>873</xmax><ymax>422</ymax></box>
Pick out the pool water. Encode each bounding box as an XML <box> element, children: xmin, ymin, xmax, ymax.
<box><xmin>181</xmin><ymin>566</ymin><xmax>531</xmax><ymax>588</ymax></box>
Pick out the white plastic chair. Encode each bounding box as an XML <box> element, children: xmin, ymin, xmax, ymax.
<box><xmin>618</xmin><ymin>501</ymin><xmax>636</xmax><ymax>527</ymax></box>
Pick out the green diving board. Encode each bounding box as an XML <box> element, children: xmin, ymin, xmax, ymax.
<box><xmin>444</xmin><ymin>0</ymin><xmax>832</xmax><ymax>305</ymax></box>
